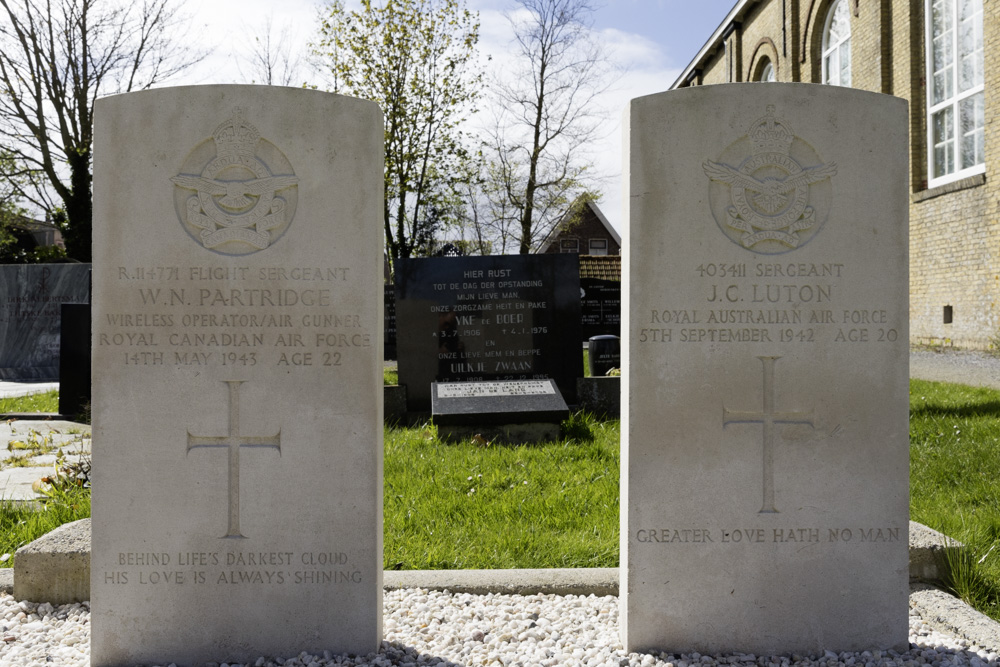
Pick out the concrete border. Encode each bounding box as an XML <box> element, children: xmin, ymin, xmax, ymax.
<box><xmin>910</xmin><ymin>582</ymin><xmax>1000</xmax><ymax>651</ymax></box>
<box><xmin>384</xmin><ymin>567</ymin><xmax>618</xmax><ymax>596</ymax></box>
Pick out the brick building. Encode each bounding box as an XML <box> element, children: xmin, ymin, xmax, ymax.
<box><xmin>674</xmin><ymin>0</ymin><xmax>996</xmax><ymax>349</ymax></box>
<box><xmin>538</xmin><ymin>197</ymin><xmax>621</xmax><ymax>256</ymax></box>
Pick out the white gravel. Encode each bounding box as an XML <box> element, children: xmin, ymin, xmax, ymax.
<box><xmin>1</xmin><ymin>588</ymin><xmax>997</xmax><ymax>667</ymax></box>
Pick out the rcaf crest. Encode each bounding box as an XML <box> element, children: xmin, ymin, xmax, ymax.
<box><xmin>703</xmin><ymin>106</ymin><xmax>836</xmax><ymax>254</ymax></box>
<box><xmin>171</xmin><ymin>109</ymin><xmax>298</xmax><ymax>255</ymax></box>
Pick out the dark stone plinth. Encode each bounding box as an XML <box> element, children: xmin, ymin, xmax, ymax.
<box><xmin>576</xmin><ymin>376</ymin><xmax>620</xmax><ymax>419</ymax></box>
<box><xmin>59</xmin><ymin>303</ymin><xmax>91</xmax><ymax>418</ymax></box>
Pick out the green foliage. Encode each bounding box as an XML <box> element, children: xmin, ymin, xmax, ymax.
<box><xmin>383</xmin><ymin>415</ymin><xmax>619</xmax><ymax>569</ymax></box>
<box><xmin>313</xmin><ymin>0</ymin><xmax>482</xmax><ymax>268</ymax></box>
<box><xmin>0</xmin><ymin>390</ymin><xmax>59</xmax><ymax>414</ymax></box>
<box><xmin>910</xmin><ymin>379</ymin><xmax>1000</xmax><ymax>620</ymax></box>
<box><xmin>0</xmin><ymin>487</ymin><xmax>90</xmax><ymax>568</ymax></box>
<box><xmin>0</xmin><ymin>243</ymin><xmax>69</xmax><ymax>264</ymax></box>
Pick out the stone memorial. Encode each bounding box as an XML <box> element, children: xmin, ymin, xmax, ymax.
<box><xmin>0</xmin><ymin>263</ymin><xmax>91</xmax><ymax>380</ymax></box>
<box><xmin>431</xmin><ymin>379</ymin><xmax>569</xmax><ymax>443</ymax></box>
<box><xmin>587</xmin><ymin>335</ymin><xmax>620</xmax><ymax>376</ymax></box>
<box><xmin>91</xmin><ymin>86</ymin><xmax>383</xmax><ymax>665</ymax></box>
<box><xmin>622</xmin><ymin>84</ymin><xmax>909</xmax><ymax>654</ymax></box>
<box><xmin>395</xmin><ymin>254</ymin><xmax>582</xmax><ymax>412</ymax></box>
<box><xmin>384</xmin><ymin>283</ymin><xmax>397</xmax><ymax>360</ymax></box>
<box><xmin>580</xmin><ymin>277</ymin><xmax>621</xmax><ymax>339</ymax></box>
<box><xmin>58</xmin><ymin>302</ymin><xmax>91</xmax><ymax>418</ymax></box>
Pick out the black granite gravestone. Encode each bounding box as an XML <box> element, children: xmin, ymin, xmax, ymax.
<box><xmin>395</xmin><ymin>254</ymin><xmax>582</xmax><ymax>412</ymax></box>
<box><xmin>0</xmin><ymin>264</ymin><xmax>92</xmax><ymax>380</ymax></box>
<box><xmin>587</xmin><ymin>335</ymin><xmax>620</xmax><ymax>376</ymax></box>
<box><xmin>580</xmin><ymin>278</ymin><xmax>621</xmax><ymax>339</ymax></box>
<box><xmin>384</xmin><ymin>284</ymin><xmax>397</xmax><ymax>360</ymax></box>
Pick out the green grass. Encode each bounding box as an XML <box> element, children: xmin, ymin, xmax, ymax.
<box><xmin>0</xmin><ymin>390</ymin><xmax>58</xmax><ymax>414</ymax></box>
<box><xmin>0</xmin><ymin>487</ymin><xmax>90</xmax><ymax>568</ymax></box>
<box><xmin>910</xmin><ymin>379</ymin><xmax>1000</xmax><ymax>619</ymax></box>
<box><xmin>384</xmin><ymin>412</ymin><xmax>619</xmax><ymax>569</ymax></box>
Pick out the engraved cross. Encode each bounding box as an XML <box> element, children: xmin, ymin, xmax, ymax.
<box><xmin>187</xmin><ymin>380</ymin><xmax>281</xmax><ymax>538</ymax></box>
<box><xmin>722</xmin><ymin>356</ymin><xmax>814</xmax><ymax>514</ymax></box>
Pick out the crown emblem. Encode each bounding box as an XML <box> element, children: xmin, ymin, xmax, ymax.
<box><xmin>212</xmin><ymin>108</ymin><xmax>260</xmax><ymax>161</ymax></box>
<box><xmin>748</xmin><ymin>105</ymin><xmax>794</xmax><ymax>156</ymax></box>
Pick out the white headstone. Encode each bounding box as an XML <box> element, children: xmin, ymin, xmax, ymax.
<box><xmin>91</xmin><ymin>86</ymin><xmax>383</xmax><ymax>665</ymax></box>
<box><xmin>622</xmin><ymin>84</ymin><xmax>909</xmax><ymax>654</ymax></box>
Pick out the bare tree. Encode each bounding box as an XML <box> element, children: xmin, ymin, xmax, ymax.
<box><xmin>236</xmin><ymin>13</ymin><xmax>303</xmax><ymax>87</ymax></box>
<box><xmin>486</xmin><ymin>0</ymin><xmax>612</xmax><ymax>254</ymax></box>
<box><xmin>0</xmin><ymin>0</ymin><xmax>206</xmax><ymax>261</ymax></box>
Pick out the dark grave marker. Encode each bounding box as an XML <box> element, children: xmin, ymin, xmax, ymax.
<box><xmin>384</xmin><ymin>284</ymin><xmax>397</xmax><ymax>360</ymax></box>
<box><xmin>431</xmin><ymin>379</ymin><xmax>569</xmax><ymax>443</ymax></box>
<box><xmin>59</xmin><ymin>303</ymin><xmax>92</xmax><ymax>418</ymax></box>
<box><xmin>587</xmin><ymin>335</ymin><xmax>620</xmax><ymax>376</ymax></box>
<box><xmin>395</xmin><ymin>254</ymin><xmax>582</xmax><ymax>412</ymax></box>
<box><xmin>580</xmin><ymin>277</ymin><xmax>621</xmax><ymax>339</ymax></box>
<box><xmin>0</xmin><ymin>264</ymin><xmax>92</xmax><ymax>380</ymax></box>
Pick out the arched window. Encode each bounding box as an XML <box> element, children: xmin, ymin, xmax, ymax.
<box><xmin>756</xmin><ymin>59</ymin><xmax>776</xmax><ymax>82</ymax></box>
<box><xmin>822</xmin><ymin>0</ymin><xmax>851</xmax><ymax>86</ymax></box>
<box><xmin>926</xmin><ymin>0</ymin><xmax>984</xmax><ymax>186</ymax></box>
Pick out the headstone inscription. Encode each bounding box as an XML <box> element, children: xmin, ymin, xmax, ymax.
<box><xmin>91</xmin><ymin>86</ymin><xmax>383</xmax><ymax>665</ymax></box>
<box><xmin>0</xmin><ymin>264</ymin><xmax>91</xmax><ymax>380</ymax></box>
<box><xmin>395</xmin><ymin>254</ymin><xmax>582</xmax><ymax>412</ymax></box>
<box><xmin>622</xmin><ymin>85</ymin><xmax>909</xmax><ymax>654</ymax></box>
<box><xmin>580</xmin><ymin>277</ymin><xmax>621</xmax><ymax>339</ymax></box>
<box><xmin>384</xmin><ymin>283</ymin><xmax>397</xmax><ymax>360</ymax></box>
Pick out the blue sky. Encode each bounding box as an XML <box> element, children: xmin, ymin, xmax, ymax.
<box><xmin>592</xmin><ymin>0</ymin><xmax>737</xmax><ymax>72</ymax></box>
<box><xmin>185</xmin><ymin>0</ymin><xmax>743</xmax><ymax>232</ymax></box>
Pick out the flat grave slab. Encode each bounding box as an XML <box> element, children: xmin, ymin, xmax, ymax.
<box><xmin>432</xmin><ymin>379</ymin><xmax>569</xmax><ymax>443</ymax></box>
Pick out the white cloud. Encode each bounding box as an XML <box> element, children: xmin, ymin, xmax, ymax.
<box><xmin>173</xmin><ymin>0</ymin><xmax>678</xmax><ymax>233</ymax></box>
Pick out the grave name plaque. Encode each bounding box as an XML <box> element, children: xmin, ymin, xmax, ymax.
<box><xmin>395</xmin><ymin>254</ymin><xmax>582</xmax><ymax>412</ymax></box>
<box><xmin>431</xmin><ymin>379</ymin><xmax>569</xmax><ymax>443</ymax></box>
<box><xmin>91</xmin><ymin>86</ymin><xmax>383</xmax><ymax>665</ymax></box>
<box><xmin>623</xmin><ymin>85</ymin><xmax>909</xmax><ymax>654</ymax></box>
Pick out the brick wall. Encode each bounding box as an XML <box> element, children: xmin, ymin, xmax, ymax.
<box><xmin>678</xmin><ymin>0</ymin><xmax>999</xmax><ymax>349</ymax></box>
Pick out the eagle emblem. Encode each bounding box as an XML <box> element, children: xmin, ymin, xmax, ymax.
<box><xmin>171</xmin><ymin>109</ymin><xmax>299</xmax><ymax>255</ymax></box>
<box><xmin>703</xmin><ymin>106</ymin><xmax>836</xmax><ymax>254</ymax></box>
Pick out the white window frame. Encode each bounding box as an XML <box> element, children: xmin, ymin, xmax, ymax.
<box><xmin>821</xmin><ymin>0</ymin><xmax>851</xmax><ymax>87</ymax></box>
<box><xmin>925</xmin><ymin>0</ymin><xmax>984</xmax><ymax>189</ymax></box>
<box><xmin>560</xmin><ymin>238</ymin><xmax>579</xmax><ymax>253</ymax></box>
<box><xmin>760</xmin><ymin>61</ymin><xmax>775</xmax><ymax>82</ymax></box>
<box><xmin>589</xmin><ymin>238</ymin><xmax>608</xmax><ymax>255</ymax></box>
